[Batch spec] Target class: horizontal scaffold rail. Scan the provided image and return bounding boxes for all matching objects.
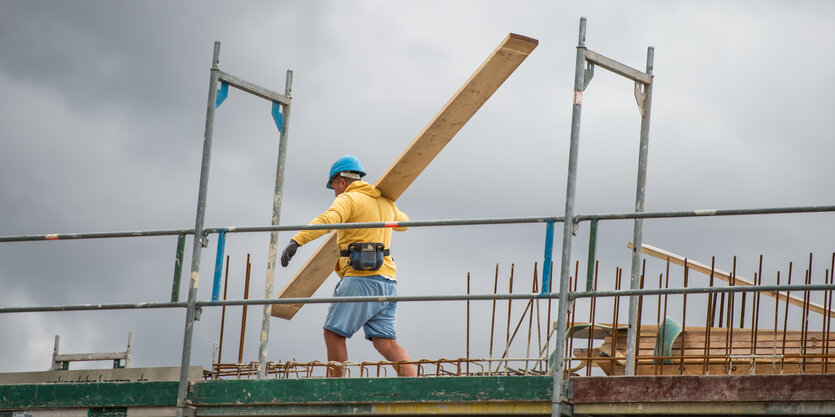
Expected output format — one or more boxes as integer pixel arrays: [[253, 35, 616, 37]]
[[2, 204, 834, 243], [2, 283, 833, 314]]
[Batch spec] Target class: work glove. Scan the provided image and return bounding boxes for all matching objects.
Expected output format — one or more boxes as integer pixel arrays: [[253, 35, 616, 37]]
[[281, 240, 300, 267]]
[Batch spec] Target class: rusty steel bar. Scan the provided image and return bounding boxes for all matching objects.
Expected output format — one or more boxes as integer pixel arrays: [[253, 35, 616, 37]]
[[611, 268, 622, 371], [773, 271, 781, 374], [657, 272, 664, 375], [680, 259, 688, 374], [497, 282, 537, 372], [534, 263, 544, 372], [802, 254, 813, 372], [827, 259, 834, 373], [635, 259, 646, 372], [466, 272, 470, 375], [752, 256, 764, 373], [489, 264, 498, 360], [238, 254, 252, 363], [660, 261, 670, 369], [704, 258, 716, 374], [740, 284, 748, 329], [505, 264, 514, 375], [725, 258, 737, 374], [586, 264, 599, 376], [781, 263, 793, 373], [526, 269, 536, 374], [567, 263, 579, 373], [217, 255, 231, 369]]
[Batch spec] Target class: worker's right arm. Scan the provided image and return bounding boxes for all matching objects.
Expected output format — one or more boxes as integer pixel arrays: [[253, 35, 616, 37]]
[[291, 194, 353, 246], [392, 206, 409, 232]]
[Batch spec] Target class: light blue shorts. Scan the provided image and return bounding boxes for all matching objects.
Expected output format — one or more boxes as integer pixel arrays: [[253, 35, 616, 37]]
[[323, 275, 398, 341]]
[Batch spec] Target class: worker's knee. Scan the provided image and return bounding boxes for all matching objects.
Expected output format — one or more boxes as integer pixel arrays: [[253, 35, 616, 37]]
[[324, 329, 346, 343]]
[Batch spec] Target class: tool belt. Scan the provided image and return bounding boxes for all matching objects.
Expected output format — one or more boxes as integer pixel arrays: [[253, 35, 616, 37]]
[[340, 242, 389, 271]]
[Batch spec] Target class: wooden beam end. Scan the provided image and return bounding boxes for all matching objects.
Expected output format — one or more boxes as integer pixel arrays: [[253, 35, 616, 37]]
[[505, 33, 539, 55]]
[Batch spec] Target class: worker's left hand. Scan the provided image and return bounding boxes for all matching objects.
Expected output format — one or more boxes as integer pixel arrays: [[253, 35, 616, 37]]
[[281, 240, 300, 267]]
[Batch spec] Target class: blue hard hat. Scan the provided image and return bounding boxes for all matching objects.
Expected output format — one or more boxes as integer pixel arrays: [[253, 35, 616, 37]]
[[326, 155, 366, 189]]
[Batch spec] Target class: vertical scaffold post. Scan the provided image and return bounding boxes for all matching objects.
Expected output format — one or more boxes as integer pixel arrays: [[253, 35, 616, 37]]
[[625, 46, 654, 376], [258, 69, 294, 379], [177, 41, 221, 417], [553, 17, 588, 417]]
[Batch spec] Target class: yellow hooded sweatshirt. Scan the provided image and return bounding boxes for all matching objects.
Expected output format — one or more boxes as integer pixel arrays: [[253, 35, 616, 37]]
[[292, 180, 409, 279]]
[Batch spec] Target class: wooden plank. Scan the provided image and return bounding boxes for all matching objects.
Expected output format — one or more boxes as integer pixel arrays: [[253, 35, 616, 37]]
[[629, 242, 833, 317], [272, 33, 538, 319], [375, 33, 538, 201], [270, 233, 338, 319]]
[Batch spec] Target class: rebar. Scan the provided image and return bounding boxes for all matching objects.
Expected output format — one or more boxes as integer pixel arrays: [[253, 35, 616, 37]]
[[504, 264, 514, 375], [781, 263, 793, 373], [802, 254, 813, 373], [489, 264, 498, 360], [525, 269, 536, 374], [680, 259, 688, 374], [703, 258, 716, 375], [825, 255, 833, 373], [217, 255, 231, 372], [611, 268, 622, 372], [567, 263, 578, 374], [466, 272, 470, 375], [751, 256, 763, 374], [586, 263, 599, 376], [238, 254, 252, 364]]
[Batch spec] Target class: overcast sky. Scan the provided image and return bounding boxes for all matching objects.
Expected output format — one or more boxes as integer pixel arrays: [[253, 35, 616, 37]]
[[1, 1, 834, 374]]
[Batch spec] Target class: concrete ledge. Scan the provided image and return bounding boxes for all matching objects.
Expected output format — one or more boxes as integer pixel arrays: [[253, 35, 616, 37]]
[[191, 376, 554, 405], [571, 374, 835, 403], [0, 366, 202, 385]]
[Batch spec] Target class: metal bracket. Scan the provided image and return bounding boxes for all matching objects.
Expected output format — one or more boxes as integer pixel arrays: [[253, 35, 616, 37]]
[[194, 305, 203, 321], [582, 61, 595, 91], [271, 101, 285, 133], [634, 81, 646, 116], [216, 82, 229, 108], [201, 232, 210, 248]]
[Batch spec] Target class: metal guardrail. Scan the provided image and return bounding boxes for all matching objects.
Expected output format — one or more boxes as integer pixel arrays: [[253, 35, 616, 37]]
[[2, 283, 835, 314]]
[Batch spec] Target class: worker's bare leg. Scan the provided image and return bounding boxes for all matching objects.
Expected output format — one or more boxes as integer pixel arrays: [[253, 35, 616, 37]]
[[372, 337, 416, 376], [324, 329, 348, 377]]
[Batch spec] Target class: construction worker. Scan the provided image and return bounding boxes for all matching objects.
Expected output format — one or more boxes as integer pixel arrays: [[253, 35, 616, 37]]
[[280, 155, 416, 377]]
